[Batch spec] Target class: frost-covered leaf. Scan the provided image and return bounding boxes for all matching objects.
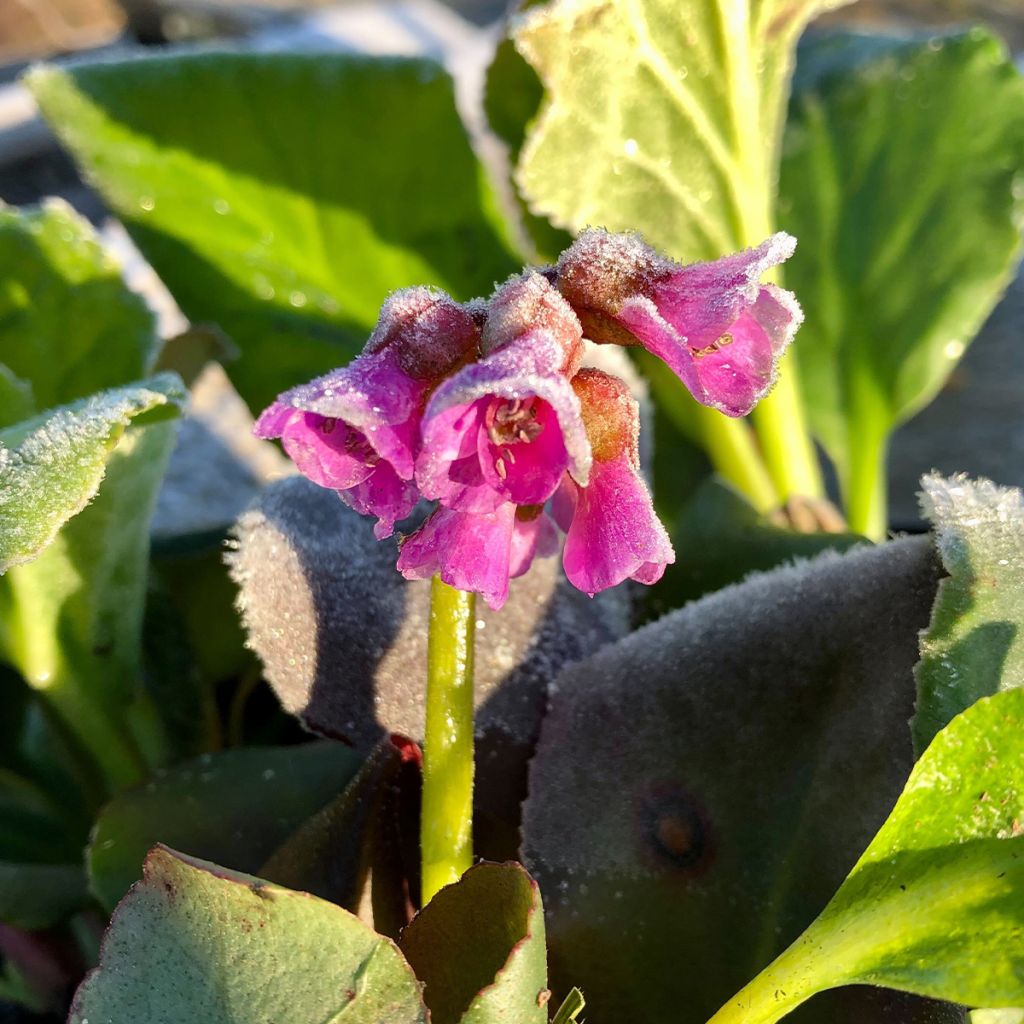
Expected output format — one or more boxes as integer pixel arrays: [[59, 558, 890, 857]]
[[523, 538, 947, 1024], [400, 862, 548, 1024], [29, 54, 520, 414], [0, 199, 157, 428], [0, 375, 186, 788], [70, 846, 428, 1024], [227, 476, 629, 858], [714, 689, 1024, 1019], [912, 473, 1024, 754], [780, 30, 1024, 494], [0, 373, 185, 572], [88, 742, 362, 911], [514, 0, 850, 260]]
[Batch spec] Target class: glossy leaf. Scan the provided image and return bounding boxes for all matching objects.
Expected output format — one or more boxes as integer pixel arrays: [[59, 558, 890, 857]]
[[0, 199, 156, 427], [0, 375, 186, 788], [29, 53, 520, 414], [912, 473, 1024, 754], [400, 862, 548, 1024], [711, 688, 1024, 1022], [70, 846, 428, 1024], [779, 31, 1024, 490], [89, 742, 363, 911], [523, 537, 947, 1024]]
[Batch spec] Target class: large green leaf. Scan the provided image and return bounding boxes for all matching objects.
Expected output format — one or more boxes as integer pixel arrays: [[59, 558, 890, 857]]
[[710, 688, 1024, 1022], [912, 473, 1024, 754], [400, 862, 548, 1024], [779, 31, 1024, 499], [522, 536, 948, 1024], [70, 846, 428, 1024], [89, 742, 363, 911], [513, 0, 850, 260], [0, 199, 156, 427], [29, 53, 520, 414], [0, 375, 186, 788]]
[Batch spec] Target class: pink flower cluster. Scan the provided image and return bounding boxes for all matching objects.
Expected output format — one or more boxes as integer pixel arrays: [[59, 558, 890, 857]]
[[255, 231, 802, 609]]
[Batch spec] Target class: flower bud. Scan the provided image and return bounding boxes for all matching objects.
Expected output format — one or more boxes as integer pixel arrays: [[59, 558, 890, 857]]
[[366, 286, 480, 381]]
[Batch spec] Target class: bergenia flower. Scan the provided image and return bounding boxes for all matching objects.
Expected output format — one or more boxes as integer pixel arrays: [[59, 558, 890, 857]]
[[254, 287, 479, 538], [556, 230, 802, 418], [553, 369, 675, 595], [397, 502, 559, 610], [415, 272, 592, 514]]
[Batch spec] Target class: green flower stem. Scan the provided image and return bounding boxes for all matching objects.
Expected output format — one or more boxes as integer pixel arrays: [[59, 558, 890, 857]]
[[698, 407, 779, 515], [421, 576, 476, 904], [844, 364, 889, 542], [751, 360, 825, 502]]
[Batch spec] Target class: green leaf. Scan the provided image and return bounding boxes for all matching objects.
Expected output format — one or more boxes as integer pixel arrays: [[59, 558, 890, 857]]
[[0, 199, 157, 426], [89, 742, 363, 911], [70, 846, 428, 1024], [513, 0, 851, 259], [0, 375, 187, 788], [0, 768, 88, 928], [0, 373, 185, 572], [400, 862, 548, 1024], [779, 31, 1024, 504], [912, 473, 1024, 754], [710, 688, 1024, 1023], [0, 862, 87, 931], [522, 537, 947, 1024], [260, 739, 415, 940], [28, 53, 521, 414]]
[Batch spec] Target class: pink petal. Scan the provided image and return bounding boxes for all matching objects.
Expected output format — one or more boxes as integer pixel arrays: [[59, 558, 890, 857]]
[[397, 504, 517, 610], [339, 462, 419, 540], [560, 453, 674, 596], [509, 509, 559, 579], [273, 347, 427, 478], [260, 405, 376, 491], [416, 399, 505, 514], [417, 330, 591, 514], [477, 399, 569, 507]]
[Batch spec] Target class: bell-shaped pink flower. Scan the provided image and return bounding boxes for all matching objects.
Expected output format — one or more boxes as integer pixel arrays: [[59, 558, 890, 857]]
[[553, 370, 674, 595], [397, 502, 558, 610], [255, 287, 479, 538], [415, 273, 591, 515], [556, 231, 802, 417]]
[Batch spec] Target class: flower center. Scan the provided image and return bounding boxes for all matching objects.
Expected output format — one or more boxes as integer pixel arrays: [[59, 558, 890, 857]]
[[690, 332, 734, 359], [486, 398, 544, 481]]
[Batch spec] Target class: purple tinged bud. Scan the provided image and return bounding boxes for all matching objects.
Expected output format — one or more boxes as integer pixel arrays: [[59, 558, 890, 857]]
[[481, 271, 584, 375], [366, 286, 480, 381]]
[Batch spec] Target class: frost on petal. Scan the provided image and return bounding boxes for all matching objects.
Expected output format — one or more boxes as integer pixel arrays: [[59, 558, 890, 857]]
[[273, 347, 428, 479], [397, 504, 517, 610], [560, 452, 674, 596], [365, 286, 480, 381], [557, 230, 801, 418], [482, 271, 583, 374], [416, 331, 592, 513]]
